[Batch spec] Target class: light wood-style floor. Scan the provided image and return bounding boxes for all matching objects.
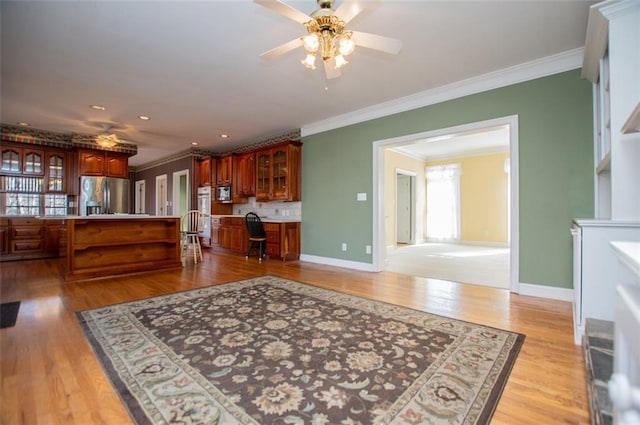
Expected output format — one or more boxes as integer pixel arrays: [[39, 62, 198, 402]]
[[1, 250, 589, 424]]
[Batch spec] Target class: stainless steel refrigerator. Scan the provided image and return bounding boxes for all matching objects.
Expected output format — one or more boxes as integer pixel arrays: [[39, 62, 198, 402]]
[[80, 176, 130, 215]]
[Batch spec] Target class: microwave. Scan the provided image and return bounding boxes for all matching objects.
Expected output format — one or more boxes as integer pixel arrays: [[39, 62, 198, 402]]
[[216, 185, 231, 202]]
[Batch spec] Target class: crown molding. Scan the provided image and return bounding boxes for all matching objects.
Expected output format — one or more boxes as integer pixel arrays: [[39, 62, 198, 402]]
[[301, 48, 584, 137]]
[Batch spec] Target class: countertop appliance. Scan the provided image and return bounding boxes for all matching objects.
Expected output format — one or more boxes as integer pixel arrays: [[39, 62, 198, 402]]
[[197, 186, 211, 239], [80, 176, 130, 216]]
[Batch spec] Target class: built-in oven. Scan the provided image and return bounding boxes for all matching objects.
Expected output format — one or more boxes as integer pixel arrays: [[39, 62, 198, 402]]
[[197, 186, 211, 239]]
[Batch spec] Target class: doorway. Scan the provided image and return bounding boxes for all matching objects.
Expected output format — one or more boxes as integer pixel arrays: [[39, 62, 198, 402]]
[[155, 174, 167, 216], [173, 169, 190, 217], [134, 180, 146, 214], [396, 171, 416, 245], [373, 115, 519, 293]]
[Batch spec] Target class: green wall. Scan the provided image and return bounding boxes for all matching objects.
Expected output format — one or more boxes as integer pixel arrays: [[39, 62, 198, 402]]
[[301, 69, 594, 289]]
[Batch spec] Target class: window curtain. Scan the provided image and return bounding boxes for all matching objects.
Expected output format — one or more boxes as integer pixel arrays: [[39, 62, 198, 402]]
[[426, 163, 461, 240]]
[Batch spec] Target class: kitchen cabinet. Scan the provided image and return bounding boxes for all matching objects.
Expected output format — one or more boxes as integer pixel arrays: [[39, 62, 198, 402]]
[[210, 216, 247, 253], [216, 155, 233, 186], [78, 149, 128, 178], [43, 219, 63, 256], [1, 146, 44, 175], [198, 157, 212, 187], [0, 218, 65, 261], [233, 152, 255, 198], [10, 217, 43, 256], [45, 150, 67, 192], [264, 221, 300, 261], [255, 141, 301, 202], [0, 218, 8, 255]]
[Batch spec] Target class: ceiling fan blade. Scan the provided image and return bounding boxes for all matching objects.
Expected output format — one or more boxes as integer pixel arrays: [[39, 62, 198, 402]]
[[333, 0, 365, 24], [351, 31, 402, 55], [254, 0, 312, 24], [323, 59, 341, 80], [260, 37, 303, 60]]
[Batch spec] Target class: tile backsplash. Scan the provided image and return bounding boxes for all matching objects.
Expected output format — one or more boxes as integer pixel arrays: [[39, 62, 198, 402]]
[[233, 198, 301, 219]]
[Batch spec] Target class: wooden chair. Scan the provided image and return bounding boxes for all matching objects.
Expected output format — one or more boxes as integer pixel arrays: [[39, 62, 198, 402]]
[[181, 210, 204, 265], [245, 212, 266, 261]]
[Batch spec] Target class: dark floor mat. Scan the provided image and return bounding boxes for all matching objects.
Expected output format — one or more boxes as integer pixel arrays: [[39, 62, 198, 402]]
[[1, 301, 21, 328]]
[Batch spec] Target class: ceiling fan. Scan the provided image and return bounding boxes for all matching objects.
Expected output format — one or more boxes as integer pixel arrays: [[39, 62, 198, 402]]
[[92, 123, 136, 148], [255, 0, 402, 79]]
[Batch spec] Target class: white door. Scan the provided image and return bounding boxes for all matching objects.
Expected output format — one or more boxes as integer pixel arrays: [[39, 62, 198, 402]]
[[396, 174, 412, 244], [155, 175, 167, 216], [173, 169, 189, 217], [134, 180, 146, 214]]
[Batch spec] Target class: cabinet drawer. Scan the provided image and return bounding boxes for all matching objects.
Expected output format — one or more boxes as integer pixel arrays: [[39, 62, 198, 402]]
[[266, 232, 279, 243], [211, 217, 221, 225], [264, 223, 280, 232], [12, 239, 43, 253], [265, 243, 279, 256], [12, 226, 43, 239], [220, 217, 244, 226], [11, 218, 40, 226]]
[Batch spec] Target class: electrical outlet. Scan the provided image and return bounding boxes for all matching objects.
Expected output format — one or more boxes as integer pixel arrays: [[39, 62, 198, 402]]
[[366, 245, 372, 254], [341, 243, 347, 251]]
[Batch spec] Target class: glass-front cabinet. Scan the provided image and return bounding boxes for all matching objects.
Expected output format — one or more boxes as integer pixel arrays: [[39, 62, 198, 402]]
[[1, 149, 21, 174], [255, 141, 302, 202], [46, 152, 65, 192], [0, 145, 68, 216]]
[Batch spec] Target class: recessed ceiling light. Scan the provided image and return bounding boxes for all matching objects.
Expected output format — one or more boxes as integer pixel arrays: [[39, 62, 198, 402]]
[[138, 115, 150, 121], [17, 121, 30, 126], [90, 104, 106, 110], [191, 142, 199, 146], [220, 134, 229, 139]]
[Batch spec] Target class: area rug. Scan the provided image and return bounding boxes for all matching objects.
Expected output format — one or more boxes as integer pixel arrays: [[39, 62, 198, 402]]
[[77, 275, 525, 425], [1, 301, 21, 328]]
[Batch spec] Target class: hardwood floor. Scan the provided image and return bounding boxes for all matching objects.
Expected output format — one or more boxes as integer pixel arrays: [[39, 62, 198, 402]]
[[0, 250, 590, 424]]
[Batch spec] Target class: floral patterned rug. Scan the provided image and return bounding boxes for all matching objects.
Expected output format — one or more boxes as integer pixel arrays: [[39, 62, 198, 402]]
[[77, 275, 524, 425]]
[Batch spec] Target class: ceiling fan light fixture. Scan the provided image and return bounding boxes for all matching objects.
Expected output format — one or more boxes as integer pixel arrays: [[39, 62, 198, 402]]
[[301, 53, 316, 69], [334, 54, 348, 69], [337, 33, 355, 56], [302, 33, 319, 52], [95, 133, 119, 148]]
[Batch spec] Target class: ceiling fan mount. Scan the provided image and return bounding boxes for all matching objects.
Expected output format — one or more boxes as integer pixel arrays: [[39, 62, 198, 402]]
[[255, 0, 402, 79]]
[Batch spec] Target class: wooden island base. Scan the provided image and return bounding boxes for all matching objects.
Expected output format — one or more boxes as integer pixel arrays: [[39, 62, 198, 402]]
[[63, 216, 182, 281]]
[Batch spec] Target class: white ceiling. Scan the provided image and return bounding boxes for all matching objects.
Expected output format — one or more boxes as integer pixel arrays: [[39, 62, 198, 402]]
[[0, 1, 593, 166]]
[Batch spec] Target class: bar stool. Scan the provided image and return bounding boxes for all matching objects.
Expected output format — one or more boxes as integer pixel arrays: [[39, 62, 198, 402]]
[[181, 210, 203, 265]]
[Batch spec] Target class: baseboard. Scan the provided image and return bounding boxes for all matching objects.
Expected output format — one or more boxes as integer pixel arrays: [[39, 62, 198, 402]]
[[518, 282, 573, 302], [299, 254, 377, 272]]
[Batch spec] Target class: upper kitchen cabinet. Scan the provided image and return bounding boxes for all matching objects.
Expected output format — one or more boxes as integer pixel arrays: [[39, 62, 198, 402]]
[[45, 150, 67, 193], [233, 152, 255, 198], [1, 146, 44, 175], [255, 141, 301, 202], [197, 156, 213, 187], [78, 149, 129, 178], [216, 155, 233, 186]]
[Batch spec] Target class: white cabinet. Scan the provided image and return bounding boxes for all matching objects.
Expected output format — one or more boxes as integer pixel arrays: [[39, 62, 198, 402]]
[[570, 220, 640, 345], [583, 1, 640, 221], [609, 242, 640, 425]]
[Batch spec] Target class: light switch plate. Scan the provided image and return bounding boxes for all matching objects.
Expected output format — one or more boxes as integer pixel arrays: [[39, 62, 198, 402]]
[[357, 192, 367, 201]]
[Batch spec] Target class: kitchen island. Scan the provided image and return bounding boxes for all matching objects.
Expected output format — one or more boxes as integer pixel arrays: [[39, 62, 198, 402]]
[[63, 215, 182, 281]]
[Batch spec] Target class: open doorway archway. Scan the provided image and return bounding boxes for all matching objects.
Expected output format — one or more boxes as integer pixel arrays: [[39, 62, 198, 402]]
[[373, 115, 519, 293]]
